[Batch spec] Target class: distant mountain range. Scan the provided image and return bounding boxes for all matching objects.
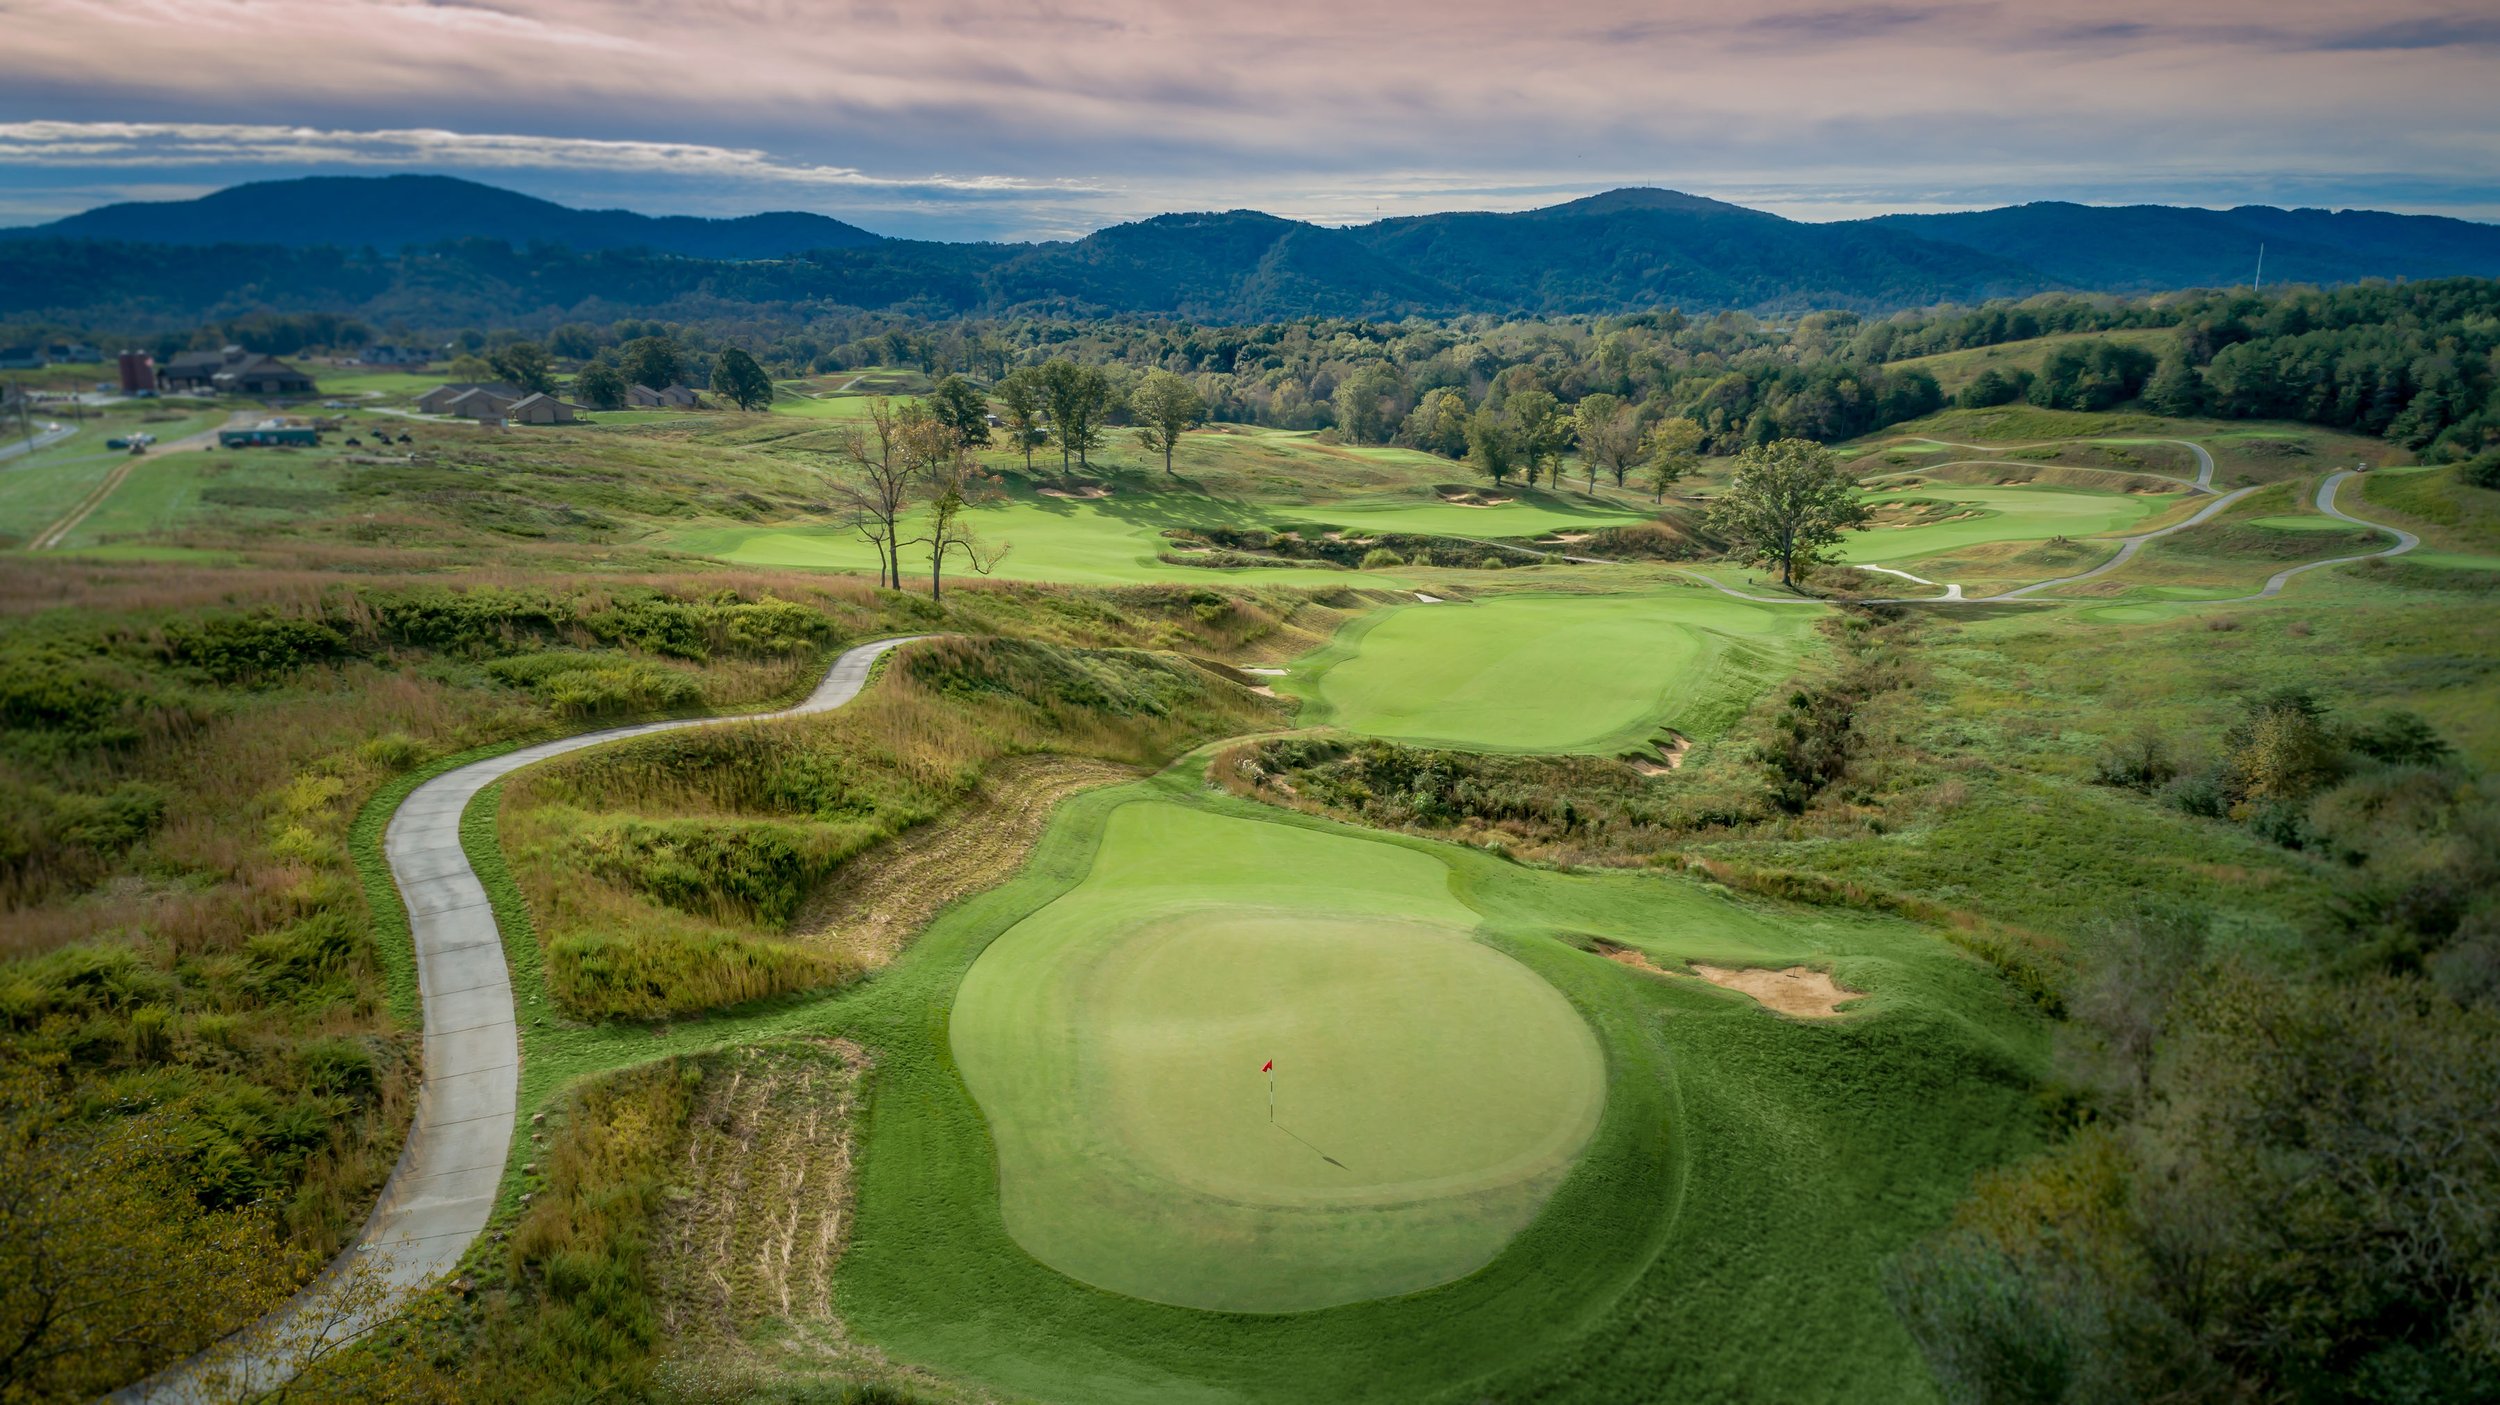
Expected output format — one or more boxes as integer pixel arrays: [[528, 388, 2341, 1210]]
[[11, 175, 885, 260], [4, 175, 2497, 325]]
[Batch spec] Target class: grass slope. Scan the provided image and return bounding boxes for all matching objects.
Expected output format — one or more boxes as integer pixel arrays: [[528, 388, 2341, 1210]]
[[675, 483, 1643, 586], [952, 798, 1606, 1313], [1284, 589, 1816, 753], [1841, 483, 2169, 564], [833, 769, 2041, 1404]]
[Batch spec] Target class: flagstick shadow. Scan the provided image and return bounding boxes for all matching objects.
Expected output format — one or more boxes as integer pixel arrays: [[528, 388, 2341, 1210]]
[[1273, 1120, 1348, 1170]]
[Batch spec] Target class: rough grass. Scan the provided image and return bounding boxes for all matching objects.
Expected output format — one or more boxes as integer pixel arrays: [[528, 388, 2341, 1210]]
[[499, 638, 1284, 1020]]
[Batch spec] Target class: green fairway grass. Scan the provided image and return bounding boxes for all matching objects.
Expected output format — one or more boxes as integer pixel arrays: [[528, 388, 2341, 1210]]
[[1842, 482, 2169, 563], [671, 483, 1642, 584], [829, 771, 2041, 1403], [1286, 590, 1818, 753], [952, 800, 1606, 1312]]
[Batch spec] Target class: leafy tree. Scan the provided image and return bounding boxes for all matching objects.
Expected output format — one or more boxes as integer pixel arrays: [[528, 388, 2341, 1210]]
[[1040, 359, 1111, 473], [1573, 392, 1642, 492], [1705, 437, 1870, 587], [714, 347, 774, 411], [2144, 354, 2205, 416], [928, 374, 994, 447], [996, 367, 1049, 471], [1465, 407, 1522, 486], [1957, 368, 2023, 409], [1402, 387, 1471, 459], [0, 1072, 306, 1402], [1506, 388, 1570, 487], [487, 340, 556, 396], [1331, 364, 1404, 444], [445, 352, 496, 383], [572, 363, 626, 411], [1647, 416, 1705, 501], [547, 322, 599, 360], [621, 335, 686, 391], [1131, 370, 1207, 476]]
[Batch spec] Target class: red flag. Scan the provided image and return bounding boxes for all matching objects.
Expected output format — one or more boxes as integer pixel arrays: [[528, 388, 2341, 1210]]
[[1262, 1060, 1273, 1072]]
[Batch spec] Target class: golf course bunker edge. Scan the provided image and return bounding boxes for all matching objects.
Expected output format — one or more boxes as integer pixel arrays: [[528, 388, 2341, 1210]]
[[949, 799, 1607, 1314]]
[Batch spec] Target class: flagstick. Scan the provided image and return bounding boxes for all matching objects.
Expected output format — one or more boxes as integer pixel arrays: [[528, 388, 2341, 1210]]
[[1268, 1064, 1275, 1123]]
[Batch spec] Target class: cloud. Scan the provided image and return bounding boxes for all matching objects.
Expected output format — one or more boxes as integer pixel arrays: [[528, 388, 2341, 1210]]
[[0, 1, 2492, 238], [0, 122, 1090, 201]]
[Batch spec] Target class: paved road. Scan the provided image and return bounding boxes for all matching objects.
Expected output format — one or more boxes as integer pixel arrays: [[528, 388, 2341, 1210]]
[[126, 636, 925, 1403], [1975, 484, 2262, 602], [2225, 470, 2418, 600], [0, 422, 77, 462]]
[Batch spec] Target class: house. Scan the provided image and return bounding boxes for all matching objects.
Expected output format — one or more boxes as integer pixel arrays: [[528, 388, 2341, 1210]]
[[415, 382, 523, 415], [443, 387, 522, 422], [157, 345, 317, 396], [46, 342, 99, 364], [625, 383, 705, 409], [506, 393, 588, 425], [358, 345, 430, 367], [0, 347, 43, 370], [158, 348, 236, 391], [214, 355, 316, 397]]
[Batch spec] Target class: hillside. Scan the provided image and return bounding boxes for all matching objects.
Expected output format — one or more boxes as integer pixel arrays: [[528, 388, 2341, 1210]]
[[1873, 201, 2500, 290], [1, 174, 886, 258], [6, 176, 2500, 326], [1353, 189, 2047, 313]]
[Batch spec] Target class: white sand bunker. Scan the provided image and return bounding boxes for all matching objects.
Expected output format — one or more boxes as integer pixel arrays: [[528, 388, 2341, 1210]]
[[1689, 964, 1863, 1019]]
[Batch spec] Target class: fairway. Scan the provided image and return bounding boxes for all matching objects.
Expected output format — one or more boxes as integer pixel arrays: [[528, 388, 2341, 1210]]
[[1842, 483, 2170, 564], [950, 800, 1606, 1313], [673, 486, 1640, 584], [1291, 590, 1817, 753]]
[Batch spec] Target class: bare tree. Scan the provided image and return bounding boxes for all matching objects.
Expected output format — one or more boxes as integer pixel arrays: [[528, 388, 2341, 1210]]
[[832, 398, 912, 589], [896, 404, 1009, 599]]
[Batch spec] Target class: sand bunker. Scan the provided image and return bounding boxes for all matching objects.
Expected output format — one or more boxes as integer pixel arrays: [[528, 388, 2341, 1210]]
[[1038, 484, 1111, 499], [1688, 964, 1862, 1019]]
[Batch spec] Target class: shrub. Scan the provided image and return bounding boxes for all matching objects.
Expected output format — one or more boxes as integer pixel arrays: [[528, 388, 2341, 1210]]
[[2460, 452, 2500, 491], [163, 612, 355, 684], [485, 652, 704, 719], [1360, 547, 1405, 569], [2091, 731, 2177, 792]]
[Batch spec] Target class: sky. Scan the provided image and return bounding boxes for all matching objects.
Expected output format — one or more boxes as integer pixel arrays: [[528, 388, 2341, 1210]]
[[2, 0, 2496, 241]]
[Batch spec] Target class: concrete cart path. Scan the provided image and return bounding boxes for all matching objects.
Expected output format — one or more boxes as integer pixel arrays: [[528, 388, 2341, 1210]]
[[126, 635, 925, 1402]]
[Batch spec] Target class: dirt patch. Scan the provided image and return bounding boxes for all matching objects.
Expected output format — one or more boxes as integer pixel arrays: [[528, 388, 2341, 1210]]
[[1592, 940, 1669, 976], [790, 756, 1139, 967], [1038, 484, 1109, 499], [1689, 964, 1862, 1019]]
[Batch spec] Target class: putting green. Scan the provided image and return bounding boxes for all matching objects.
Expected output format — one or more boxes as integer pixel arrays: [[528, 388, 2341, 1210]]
[[1289, 590, 1817, 753], [950, 800, 1606, 1313], [1843, 484, 2169, 564]]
